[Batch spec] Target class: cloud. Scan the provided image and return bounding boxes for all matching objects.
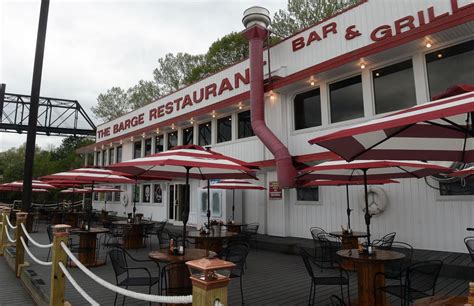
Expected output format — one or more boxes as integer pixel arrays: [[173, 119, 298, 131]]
[[0, 0, 286, 151]]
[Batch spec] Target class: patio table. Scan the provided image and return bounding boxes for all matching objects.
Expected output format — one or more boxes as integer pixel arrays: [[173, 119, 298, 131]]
[[330, 231, 368, 249], [149, 248, 215, 306], [225, 222, 244, 233], [187, 230, 237, 253], [337, 249, 405, 306], [413, 296, 470, 305], [112, 220, 152, 249], [70, 227, 109, 267]]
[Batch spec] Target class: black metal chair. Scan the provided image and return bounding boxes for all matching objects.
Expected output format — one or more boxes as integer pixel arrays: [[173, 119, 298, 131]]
[[316, 232, 342, 270], [161, 262, 192, 296], [376, 260, 443, 306], [299, 247, 350, 306], [108, 248, 159, 306], [218, 242, 250, 304], [464, 236, 474, 263], [373, 232, 396, 249], [147, 220, 167, 249], [330, 294, 347, 306], [242, 223, 259, 249], [310, 227, 327, 260]]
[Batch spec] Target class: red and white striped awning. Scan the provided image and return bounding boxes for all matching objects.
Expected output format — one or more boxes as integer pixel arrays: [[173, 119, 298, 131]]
[[2, 180, 56, 190], [298, 160, 451, 181], [303, 179, 399, 187], [308, 91, 474, 162], [108, 145, 257, 180], [204, 179, 265, 190], [41, 168, 134, 184]]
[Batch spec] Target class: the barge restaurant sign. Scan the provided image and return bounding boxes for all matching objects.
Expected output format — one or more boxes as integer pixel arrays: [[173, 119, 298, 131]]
[[96, 0, 473, 142]]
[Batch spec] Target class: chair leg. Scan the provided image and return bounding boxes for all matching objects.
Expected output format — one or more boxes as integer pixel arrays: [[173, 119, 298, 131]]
[[122, 286, 128, 306], [240, 276, 245, 305], [340, 284, 344, 302], [346, 283, 351, 306], [113, 292, 118, 306], [312, 283, 316, 306], [308, 281, 313, 306]]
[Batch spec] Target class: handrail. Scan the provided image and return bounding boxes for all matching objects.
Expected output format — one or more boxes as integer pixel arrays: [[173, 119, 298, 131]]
[[5, 226, 16, 243], [60, 242, 192, 304], [20, 223, 52, 249], [5, 215, 17, 229], [59, 262, 99, 306], [20, 237, 51, 266]]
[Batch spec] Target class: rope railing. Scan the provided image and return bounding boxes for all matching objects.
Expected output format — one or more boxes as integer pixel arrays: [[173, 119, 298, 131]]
[[20, 223, 52, 249], [5, 226, 16, 243], [20, 237, 52, 266], [59, 262, 99, 306], [61, 241, 193, 304], [5, 215, 17, 229]]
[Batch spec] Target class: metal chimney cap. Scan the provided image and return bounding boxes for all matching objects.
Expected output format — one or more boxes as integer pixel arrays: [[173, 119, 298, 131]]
[[242, 6, 271, 29]]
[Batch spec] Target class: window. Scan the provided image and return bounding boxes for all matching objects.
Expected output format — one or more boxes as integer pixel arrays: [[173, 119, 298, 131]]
[[108, 148, 115, 165], [116, 146, 122, 163], [113, 186, 121, 202], [294, 88, 322, 130], [102, 150, 107, 166], [133, 141, 142, 159], [183, 127, 194, 145], [155, 135, 164, 153], [238, 110, 254, 139], [373, 60, 416, 114], [329, 75, 364, 123], [217, 116, 232, 143], [144, 138, 152, 156], [142, 184, 151, 203], [93, 192, 98, 201], [168, 132, 177, 150], [296, 187, 319, 202], [106, 191, 113, 202], [133, 185, 140, 203], [199, 122, 211, 146], [426, 40, 474, 97], [439, 180, 474, 196], [95, 151, 100, 166]]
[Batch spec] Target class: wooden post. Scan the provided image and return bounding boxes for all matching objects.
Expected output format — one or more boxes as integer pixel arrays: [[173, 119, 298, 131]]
[[186, 258, 235, 306], [49, 224, 71, 306], [0, 207, 12, 255], [15, 212, 28, 276]]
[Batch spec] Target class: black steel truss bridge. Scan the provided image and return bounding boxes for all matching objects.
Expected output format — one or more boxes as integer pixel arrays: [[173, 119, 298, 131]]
[[0, 84, 96, 136]]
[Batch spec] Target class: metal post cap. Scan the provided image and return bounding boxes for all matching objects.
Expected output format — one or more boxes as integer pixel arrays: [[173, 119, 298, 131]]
[[242, 6, 271, 29]]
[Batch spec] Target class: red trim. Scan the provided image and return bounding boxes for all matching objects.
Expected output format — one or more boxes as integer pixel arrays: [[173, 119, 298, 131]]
[[83, 3, 474, 152], [300, 160, 451, 172]]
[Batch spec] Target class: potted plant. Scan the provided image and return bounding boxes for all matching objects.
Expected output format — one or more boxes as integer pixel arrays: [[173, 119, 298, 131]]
[[209, 219, 223, 233]]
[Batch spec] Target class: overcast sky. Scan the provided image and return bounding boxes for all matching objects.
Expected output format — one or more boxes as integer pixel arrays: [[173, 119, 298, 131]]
[[0, 0, 286, 151]]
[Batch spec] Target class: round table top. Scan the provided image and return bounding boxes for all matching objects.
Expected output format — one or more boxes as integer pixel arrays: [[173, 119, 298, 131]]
[[337, 249, 405, 263], [413, 296, 469, 305], [149, 248, 216, 263], [187, 230, 237, 239], [70, 227, 110, 234], [330, 231, 368, 238], [112, 220, 152, 226]]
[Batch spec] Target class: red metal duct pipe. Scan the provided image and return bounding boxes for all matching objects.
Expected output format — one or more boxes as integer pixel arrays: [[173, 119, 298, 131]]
[[242, 25, 297, 188]]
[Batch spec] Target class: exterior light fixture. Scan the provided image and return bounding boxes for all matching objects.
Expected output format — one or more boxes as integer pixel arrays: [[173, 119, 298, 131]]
[[238, 102, 243, 110], [156, 127, 160, 134], [190, 118, 194, 124], [360, 63, 366, 69], [171, 123, 175, 130], [425, 41, 432, 48], [109, 142, 113, 147], [212, 111, 216, 118], [120, 140, 123, 145], [437, 53, 443, 58], [142, 132, 146, 138], [310, 80, 315, 86], [130, 136, 134, 142], [375, 72, 380, 77]]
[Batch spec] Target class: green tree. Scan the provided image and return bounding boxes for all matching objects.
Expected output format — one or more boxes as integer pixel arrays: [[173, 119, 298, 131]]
[[92, 87, 131, 122], [205, 32, 249, 73], [271, 0, 358, 38], [128, 80, 160, 109]]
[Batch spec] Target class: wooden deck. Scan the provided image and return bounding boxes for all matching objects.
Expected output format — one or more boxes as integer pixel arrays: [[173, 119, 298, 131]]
[[0, 223, 471, 305]]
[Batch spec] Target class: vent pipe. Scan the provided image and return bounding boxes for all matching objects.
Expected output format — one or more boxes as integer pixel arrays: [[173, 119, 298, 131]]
[[242, 7, 297, 188]]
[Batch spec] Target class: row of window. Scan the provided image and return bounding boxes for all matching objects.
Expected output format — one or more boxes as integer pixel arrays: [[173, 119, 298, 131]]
[[294, 40, 474, 130]]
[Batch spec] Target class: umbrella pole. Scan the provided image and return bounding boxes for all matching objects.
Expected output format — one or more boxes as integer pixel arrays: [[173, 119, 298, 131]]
[[363, 169, 371, 247], [207, 180, 211, 229], [183, 167, 191, 255], [88, 182, 94, 231], [232, 189, 235, 221], [346, 184, 351, 230], [133, 179, 138, 219]]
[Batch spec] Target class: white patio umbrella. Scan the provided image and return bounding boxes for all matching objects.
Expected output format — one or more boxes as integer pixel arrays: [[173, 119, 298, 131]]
[[298, 160, 451, 247]]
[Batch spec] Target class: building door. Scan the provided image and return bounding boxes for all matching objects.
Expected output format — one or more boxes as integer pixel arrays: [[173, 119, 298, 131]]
[[168, 184, 186, 222]]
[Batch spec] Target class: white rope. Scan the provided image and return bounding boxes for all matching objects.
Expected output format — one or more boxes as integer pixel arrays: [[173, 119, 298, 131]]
[[5, 227, 16, 243], [61, 242, 192, 304], [20, 223, 52, 249], [20, 237, 52, 266], [5, 215, 17, 229], [59, 262, 99, 306]]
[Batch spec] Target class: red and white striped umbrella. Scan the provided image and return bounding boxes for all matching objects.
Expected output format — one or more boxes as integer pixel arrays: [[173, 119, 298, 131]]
[[298, 159, 451, 247], [308, 88, 474, 162], [85, 186, 123, 193], [0, 186, 50, 193], [448, 166, 474, 177], [41, 168, 134, 184], [2, 180, 56, 190], [203, 179, 265, 221], [59, 188, 91, 194], [108, 144, 257, 254], [303, 179, 399, 230]]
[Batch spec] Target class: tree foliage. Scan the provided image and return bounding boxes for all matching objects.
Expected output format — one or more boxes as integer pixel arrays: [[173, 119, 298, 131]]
[[205, 32, 249, 73], [128, 80, 160, 109], [92, 87, 131, 122], [271, 0, 358, 38]]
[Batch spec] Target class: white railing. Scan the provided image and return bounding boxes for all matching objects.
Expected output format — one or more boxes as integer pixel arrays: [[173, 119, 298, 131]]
[[5, 226, 16, 243], [20, 223, 52, 249], [20, 237, 52, 266], [5, 215, 17, 229], [59, 262, 99, 306], [61, 241, 193, 304]]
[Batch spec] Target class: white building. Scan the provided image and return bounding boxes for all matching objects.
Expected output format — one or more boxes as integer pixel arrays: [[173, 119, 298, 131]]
[[80, 0, 474, 253]]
